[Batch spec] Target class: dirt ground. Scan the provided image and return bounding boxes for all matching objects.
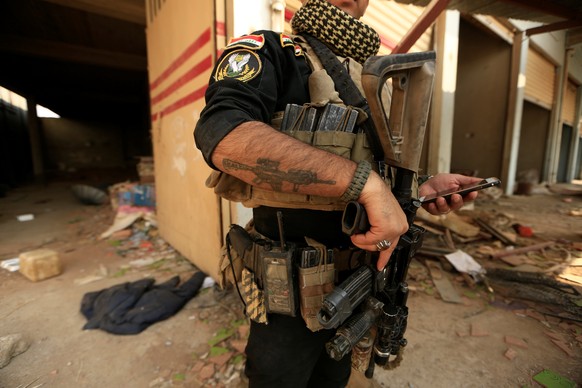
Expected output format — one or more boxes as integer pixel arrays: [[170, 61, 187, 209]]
[[1, 177, 581, 388]]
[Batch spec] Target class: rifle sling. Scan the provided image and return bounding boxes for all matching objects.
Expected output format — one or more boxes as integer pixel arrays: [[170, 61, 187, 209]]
[[300, 33, 384, 162]]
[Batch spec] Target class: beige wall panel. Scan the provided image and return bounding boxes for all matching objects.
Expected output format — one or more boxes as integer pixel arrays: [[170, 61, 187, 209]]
[[146, 0, 222, 281], [525, 48, 555, 109], [364, 0, 431, 54], [562, 80, 577, 126]]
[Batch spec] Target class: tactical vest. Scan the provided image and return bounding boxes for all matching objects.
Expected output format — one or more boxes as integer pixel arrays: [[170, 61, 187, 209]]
[[206, 36, 377, 211]]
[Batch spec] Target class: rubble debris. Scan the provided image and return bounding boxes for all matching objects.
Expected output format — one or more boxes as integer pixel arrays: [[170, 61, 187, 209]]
[[0, 334, 30, 368], [487, 269, 582, 320], [512, 223, 534, 237], [1, 258, 20, 272], [504, 335, 528, 349], [71, 184, 109, 205], [19, 248, 62, 282], [550, 339, 575, 357], [490, 241, 555, 259], [470, 323, 489, 337], [443, 250, 485, 281], [426, 261, 462, 304], [474, 218, 515, 245], [503, 347, 518, 360], [416, 208, 480, 237], [546, 183, 582, 196], [100, 205, 156, 240]]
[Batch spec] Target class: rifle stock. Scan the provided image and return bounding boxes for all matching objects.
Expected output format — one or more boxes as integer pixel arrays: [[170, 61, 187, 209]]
[[362, 52, 435, 173]]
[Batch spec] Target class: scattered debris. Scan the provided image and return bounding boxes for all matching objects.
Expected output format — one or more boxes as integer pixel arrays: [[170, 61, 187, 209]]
[[470, 323, 489, 337], [1, 258, 20, 272], [503, 347, 518, 360], [71, 184, 109, 206], [474, 218, 515, 245], [16, 214, 34, 222], [504, 335, 528, 349], [490, 241, 555, 259], [19, 248, 62, 282], [426, 261, 462, 304], [0, 334, 30, 368]]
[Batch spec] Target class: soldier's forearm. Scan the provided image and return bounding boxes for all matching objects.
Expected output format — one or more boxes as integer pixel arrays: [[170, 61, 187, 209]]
[[212, 121, 356, 197]]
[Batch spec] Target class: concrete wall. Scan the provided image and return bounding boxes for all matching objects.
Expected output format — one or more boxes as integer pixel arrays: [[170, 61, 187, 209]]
[[452, 19, 511, 178], [42, 118, 147, 173]]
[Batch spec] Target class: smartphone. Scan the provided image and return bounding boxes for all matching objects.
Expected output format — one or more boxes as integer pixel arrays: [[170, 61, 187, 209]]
[[419, 177, 501, 204]]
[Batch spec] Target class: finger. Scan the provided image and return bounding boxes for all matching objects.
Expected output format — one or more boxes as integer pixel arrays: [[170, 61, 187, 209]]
[[435, 197, 450, 213], [448, 194, 463, 210], [423, 202, 439, 215], [376, 249, 393, 270]]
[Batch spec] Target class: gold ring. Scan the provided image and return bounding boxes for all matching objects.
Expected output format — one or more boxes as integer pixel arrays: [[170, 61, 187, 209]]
[[376, 239, 391, 251]]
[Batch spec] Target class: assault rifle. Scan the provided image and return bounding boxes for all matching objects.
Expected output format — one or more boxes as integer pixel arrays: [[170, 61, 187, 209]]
[[316, 52, 436, 376]]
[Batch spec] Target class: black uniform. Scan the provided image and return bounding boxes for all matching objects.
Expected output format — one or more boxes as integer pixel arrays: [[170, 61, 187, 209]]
[[195, 30, 352, 387]]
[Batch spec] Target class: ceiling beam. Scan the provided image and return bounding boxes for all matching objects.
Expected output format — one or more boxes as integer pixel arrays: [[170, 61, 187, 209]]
[[496, 0, 582, 21], [525, 19, 582, 36], [392, 0, 451, 54], [38, 0, 146, 25], [567, 28, 582, 47], [0, 34, 146, 71]]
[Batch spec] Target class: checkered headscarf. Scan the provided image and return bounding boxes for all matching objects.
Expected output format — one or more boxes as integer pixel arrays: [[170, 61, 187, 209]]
[[291, 0, 380, 64]]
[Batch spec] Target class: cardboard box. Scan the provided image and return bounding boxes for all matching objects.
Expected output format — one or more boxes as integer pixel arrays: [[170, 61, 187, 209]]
[[19, 249, 62, 282]]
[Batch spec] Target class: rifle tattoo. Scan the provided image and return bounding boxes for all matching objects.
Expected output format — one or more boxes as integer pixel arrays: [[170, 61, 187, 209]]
[[223, 158, 336, 192]]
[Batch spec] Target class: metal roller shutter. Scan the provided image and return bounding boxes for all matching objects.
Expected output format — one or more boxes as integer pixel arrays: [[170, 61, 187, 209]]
[[561, 80, 577, 126], [525, 48, 556, 110]]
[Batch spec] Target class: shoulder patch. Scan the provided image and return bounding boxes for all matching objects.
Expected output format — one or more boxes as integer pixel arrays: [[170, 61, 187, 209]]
[[279, 34, 304, 57], [294, 44, 304, 57], [226, 34, 265, 50], [280, 34, 294, 48], [214, 49, 262, 82]]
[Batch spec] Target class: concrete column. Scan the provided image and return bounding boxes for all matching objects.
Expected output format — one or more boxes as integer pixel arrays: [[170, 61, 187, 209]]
[[566, 84, 582, 181], [501, 32, 528, 195], [26, 98, 45, 183], [427, 10, 459, 174]]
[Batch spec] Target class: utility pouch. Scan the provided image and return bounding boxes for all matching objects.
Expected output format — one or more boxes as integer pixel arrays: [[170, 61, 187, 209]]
[[260, 242, 298, 316], [242, 267, 268, 324], [298, 238, 335, 331], [220, 224, 256, 289]]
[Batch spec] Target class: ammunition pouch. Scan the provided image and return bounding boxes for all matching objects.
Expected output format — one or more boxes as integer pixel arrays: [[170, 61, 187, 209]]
[[222, 223, 362, 331]]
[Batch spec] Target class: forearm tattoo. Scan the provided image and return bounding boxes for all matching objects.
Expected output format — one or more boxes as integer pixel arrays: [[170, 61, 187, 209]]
[[223, 158, 336, 192]]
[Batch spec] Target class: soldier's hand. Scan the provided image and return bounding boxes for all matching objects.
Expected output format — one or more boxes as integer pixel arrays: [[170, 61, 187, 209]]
[[350, 172, 408, 270]]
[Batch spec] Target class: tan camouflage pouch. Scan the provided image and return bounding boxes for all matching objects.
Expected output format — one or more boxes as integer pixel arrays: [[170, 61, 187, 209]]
[[298, 237, 335, 331], [242, 267, 268, 324], [221, 223, 270, 324]]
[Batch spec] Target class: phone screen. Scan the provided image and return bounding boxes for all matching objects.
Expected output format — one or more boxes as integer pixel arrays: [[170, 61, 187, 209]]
[[419, 177, 500, 204]]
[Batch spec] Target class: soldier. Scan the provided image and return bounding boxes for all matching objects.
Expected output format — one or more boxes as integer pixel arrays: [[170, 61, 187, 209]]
[[195, 0, 483, 386]]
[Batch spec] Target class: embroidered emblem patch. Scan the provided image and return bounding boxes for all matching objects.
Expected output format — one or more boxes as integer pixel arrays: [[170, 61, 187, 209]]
[[226, 34, 265, 50], [280, 34, 294, 48], [294, 44, 304, 56], [214, 49, 262, 82], [280, 34, 303, 56]]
